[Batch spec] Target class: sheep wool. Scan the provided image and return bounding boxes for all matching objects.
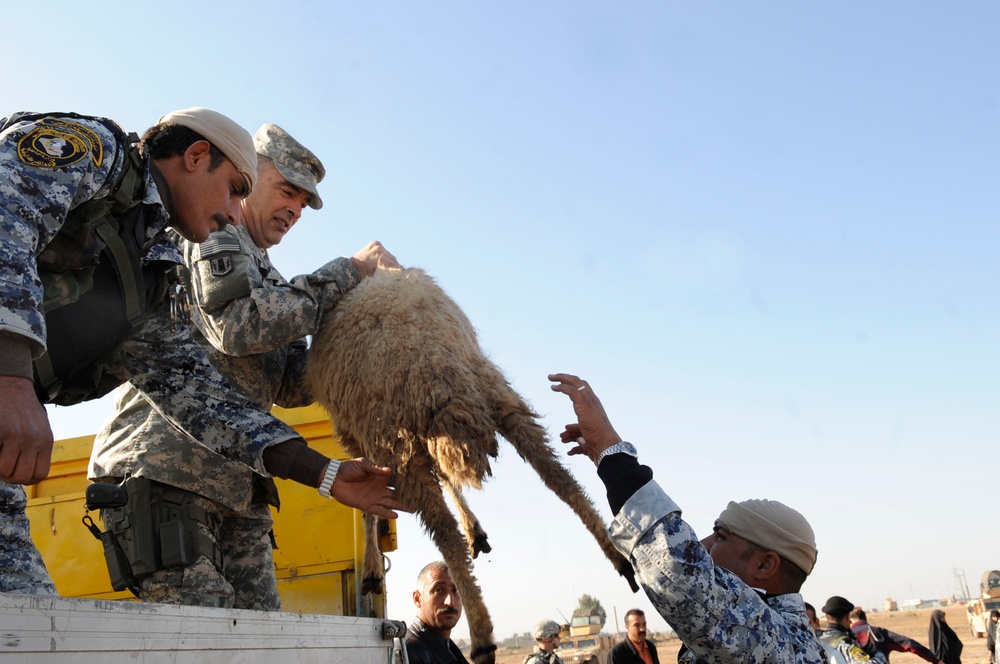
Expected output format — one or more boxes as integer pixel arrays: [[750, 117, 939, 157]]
[[308, 267, 637, 664]]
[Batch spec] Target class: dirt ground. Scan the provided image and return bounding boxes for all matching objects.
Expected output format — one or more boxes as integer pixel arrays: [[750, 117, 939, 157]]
[[492, 604, 990, 664]]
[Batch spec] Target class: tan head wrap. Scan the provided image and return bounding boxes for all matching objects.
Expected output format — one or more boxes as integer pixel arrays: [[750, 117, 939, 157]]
[[156, 107, 257, 192], [715, 499, 817, 575]]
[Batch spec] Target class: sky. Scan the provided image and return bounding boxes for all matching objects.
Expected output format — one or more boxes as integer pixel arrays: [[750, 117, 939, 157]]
[[6, 0, 999, 643]]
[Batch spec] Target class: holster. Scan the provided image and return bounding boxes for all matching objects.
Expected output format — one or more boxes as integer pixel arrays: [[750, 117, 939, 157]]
[[96, 478, 223, 586]]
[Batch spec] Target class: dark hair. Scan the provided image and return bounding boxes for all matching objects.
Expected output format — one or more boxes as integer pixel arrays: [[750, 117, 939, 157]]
[[624, 608, 645, 623], [416, 560, 450, 587], [804, 602, 816, 615], [141, 123, 227, 170], [740, 540, 807, 592], [850, 607, 867, 621]]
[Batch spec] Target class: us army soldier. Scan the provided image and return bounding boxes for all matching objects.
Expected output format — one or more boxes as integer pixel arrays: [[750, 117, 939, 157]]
[[90, 123, 399, 608]]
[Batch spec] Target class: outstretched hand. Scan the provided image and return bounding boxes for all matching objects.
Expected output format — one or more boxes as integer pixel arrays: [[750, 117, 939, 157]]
[[0, 376, 53, 485], [330, 458, 410, 519], [549, 373, 622, 465]]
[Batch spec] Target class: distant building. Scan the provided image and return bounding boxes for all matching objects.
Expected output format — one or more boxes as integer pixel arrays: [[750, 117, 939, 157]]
[[900, 598, 942, 610], [883, 598, 898, 612]]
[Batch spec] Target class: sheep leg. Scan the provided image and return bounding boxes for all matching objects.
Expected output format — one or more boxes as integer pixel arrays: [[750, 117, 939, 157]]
[[405, 467, 497, 664], [443, 480, 492, 558], [498, 408, 639, 593], [361, 512, 385, 595]]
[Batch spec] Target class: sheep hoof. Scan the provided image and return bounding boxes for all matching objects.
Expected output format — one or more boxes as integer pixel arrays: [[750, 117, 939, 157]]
[[471, 534, 492, 558], [470, 643, 497, 663], [361, 575, 384, 595]]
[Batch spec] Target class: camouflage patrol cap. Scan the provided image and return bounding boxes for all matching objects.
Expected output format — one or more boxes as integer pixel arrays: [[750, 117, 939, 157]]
[[157, 107, 257, 192], [254, 123, 325, 210], [532, 619, 561, 641], [715, 499, 818, 575]]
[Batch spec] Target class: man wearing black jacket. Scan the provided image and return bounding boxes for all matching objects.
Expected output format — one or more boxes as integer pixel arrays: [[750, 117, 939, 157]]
[[610, 609, 660, 664]]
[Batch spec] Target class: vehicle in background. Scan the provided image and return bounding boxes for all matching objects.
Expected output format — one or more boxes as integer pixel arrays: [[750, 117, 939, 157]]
[[558, 613, 616, 664], [966, 569, 1000, 638]]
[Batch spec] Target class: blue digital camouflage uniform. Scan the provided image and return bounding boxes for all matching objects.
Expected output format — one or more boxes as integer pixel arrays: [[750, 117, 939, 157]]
[[610, 480, 826, 663], [819, 625, 888, 664], [0, 112, 304, 594], [90, 221, 361, 609]]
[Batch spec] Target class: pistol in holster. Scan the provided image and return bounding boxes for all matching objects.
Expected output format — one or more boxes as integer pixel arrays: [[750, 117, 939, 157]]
[[83, 477, 222, 595]]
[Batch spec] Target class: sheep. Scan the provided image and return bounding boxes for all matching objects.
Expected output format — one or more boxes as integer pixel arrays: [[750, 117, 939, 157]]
[[306, 267, 637, 664]]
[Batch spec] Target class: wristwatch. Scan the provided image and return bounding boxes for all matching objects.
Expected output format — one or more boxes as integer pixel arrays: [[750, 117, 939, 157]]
[[595, 441, 638, 466], [317, 459, 342, 498]]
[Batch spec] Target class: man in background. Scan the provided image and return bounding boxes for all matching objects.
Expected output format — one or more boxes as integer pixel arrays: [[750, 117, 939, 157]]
[[819, 597, 887, 664], [525, 619, 564, 664], [405, 561, 469, 664], [610, 608, 660, 664], [850, 607, 940, 663]]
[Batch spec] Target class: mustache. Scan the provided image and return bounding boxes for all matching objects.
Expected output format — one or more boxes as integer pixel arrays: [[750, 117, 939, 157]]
[[436, 608, 460, 616]]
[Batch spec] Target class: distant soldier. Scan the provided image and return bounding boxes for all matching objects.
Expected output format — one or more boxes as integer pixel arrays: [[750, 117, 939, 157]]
[[819, 597, 888, 664], [524, 619, 564, 664]]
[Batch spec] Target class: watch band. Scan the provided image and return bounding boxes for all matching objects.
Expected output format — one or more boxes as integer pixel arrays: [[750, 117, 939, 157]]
[[318, 459, 342, 498], [596, 441, 637, 466]]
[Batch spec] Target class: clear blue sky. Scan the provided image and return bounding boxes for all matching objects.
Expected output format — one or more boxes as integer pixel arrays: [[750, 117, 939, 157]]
[[9, 0, 998, 642]]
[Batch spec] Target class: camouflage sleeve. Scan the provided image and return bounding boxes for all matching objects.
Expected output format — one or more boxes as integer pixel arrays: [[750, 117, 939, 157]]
[[0, 114, 120, 354], [183, 227, 361, 357], [122, 299, 303, 474], [610, 481, 812, 662], [273, 338, 313, 408]]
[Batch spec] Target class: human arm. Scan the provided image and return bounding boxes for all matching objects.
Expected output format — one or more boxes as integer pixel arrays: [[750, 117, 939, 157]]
[[184, 230, 399, 357], [0, 373, 52, 484], [0, 113, 121, 483], [880, 628, 941, 663], [121, 300, 408, 516]]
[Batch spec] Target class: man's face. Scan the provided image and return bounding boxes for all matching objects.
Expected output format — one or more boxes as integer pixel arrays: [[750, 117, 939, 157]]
[[413, 567, 463, 633], [171, 143, 248, 243], [240, 163, 312, 249], [805, 608, 821, 633], [700, 524, 759, 583], [539, 634, 561, 653], [625, 614, 647, 644]]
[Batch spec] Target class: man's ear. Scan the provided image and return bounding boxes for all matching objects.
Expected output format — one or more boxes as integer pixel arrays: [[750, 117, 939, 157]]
[[412, 589, 421, 608], [182, 139, 212, 172], [754, 550, 781, 581]]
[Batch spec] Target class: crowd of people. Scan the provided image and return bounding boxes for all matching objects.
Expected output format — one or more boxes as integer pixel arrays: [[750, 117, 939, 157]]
[[0, 108, 993, 664]]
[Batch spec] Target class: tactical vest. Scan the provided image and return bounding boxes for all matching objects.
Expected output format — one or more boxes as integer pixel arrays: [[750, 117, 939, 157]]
[[12, 113, 172, 406]]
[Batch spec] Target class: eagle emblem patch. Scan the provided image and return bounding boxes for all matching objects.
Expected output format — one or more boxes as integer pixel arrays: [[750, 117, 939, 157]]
[[17, 119, 104, 168]]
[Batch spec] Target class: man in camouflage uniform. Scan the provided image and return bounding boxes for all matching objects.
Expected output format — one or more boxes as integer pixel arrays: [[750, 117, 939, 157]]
[[550, 373, 827, 664], [0, 108, 405, 595], [90, 123, 399, 609], [819, 597, 889, 664]]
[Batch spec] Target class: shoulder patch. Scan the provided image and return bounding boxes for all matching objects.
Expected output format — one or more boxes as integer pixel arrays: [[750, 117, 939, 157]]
[[16, 118, 104, 168]]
